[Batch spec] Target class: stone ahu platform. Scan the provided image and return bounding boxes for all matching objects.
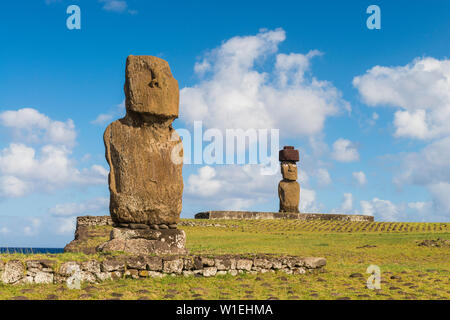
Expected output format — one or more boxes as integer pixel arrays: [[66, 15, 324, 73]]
[[195, 211, 374, 222], [0, 254, 326, 285]]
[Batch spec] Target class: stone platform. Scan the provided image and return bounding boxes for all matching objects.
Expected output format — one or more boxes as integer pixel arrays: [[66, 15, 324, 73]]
[[97, 227, 187, 255], [195, 211, 374, 222], [0, 254, 326, 285]]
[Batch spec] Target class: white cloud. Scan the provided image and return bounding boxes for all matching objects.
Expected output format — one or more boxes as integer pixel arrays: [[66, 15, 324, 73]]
[[332, 193, 353, 214], [0, 226, 10, 235], [353, 57, 450, 140], [186, 166, 222, 197], [316, 168, 331, 186], [91, 100, 125, 125], [0, 143, 107, 197], [23, 218, 41, 236], [0, 109, 108, 198], [299, 188, 320, 212], [99, 0, 127, 12], [181, 28, 350, 136], [360, 198, 402, 221], [185, 165, 278, 210], [56, 217, 76, 234], [395, 137, 450, 187], [0, 175, 29, 198], [391, 136, 450, 220], [49, 197, 109, 217], [0, 108, 76, 147], [99, 0, 136, 14], [331, 138, 359, 162], [185, 164, 322, 212], [352, 171, 367, 186]]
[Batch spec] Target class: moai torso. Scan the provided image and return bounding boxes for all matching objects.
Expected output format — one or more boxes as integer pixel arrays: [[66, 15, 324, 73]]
[[104, 55, 183, 226], [278, 146, 300, 213]]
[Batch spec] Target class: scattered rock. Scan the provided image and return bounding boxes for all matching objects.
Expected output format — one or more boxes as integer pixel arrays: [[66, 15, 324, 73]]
[[1, 260, 25, 284], [349, 273, 363, 278], [417, 238, 450, 247]]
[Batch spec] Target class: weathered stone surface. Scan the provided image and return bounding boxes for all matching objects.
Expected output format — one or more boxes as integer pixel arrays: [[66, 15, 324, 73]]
[[183, 257, 194, 270], [126, 256, 148, 270], [95, 272, 112, 282], [124, 55, 179, 118], [163, 258, 183, 274], [59, 261, 80, 276], [215, 258, 233, 270], [147, 256, 163, 271], [101, 258, 125, 272], [98, 228, 187, 255], [33, 272, 54, 284], [279, 146, 300, 162], [203, 267, 217, 277], [278, 180, 300, 213], [254, 258, 273, 269], [104, 56, 183, 227], [81, 260, 101, 273], [280, 162, 298, 181], [236, 259, 253, 271], [302, 257, 326, 268], [148, 271, 165, 278], [1, 260, 25, 284], [104, 118, 183, 226], [124, 269, 139, 279], [64, 217, 112, 254]]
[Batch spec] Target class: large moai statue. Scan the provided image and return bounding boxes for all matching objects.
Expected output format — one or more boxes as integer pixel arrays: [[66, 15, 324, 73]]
[[278, 146, 300, 213], [98, 55, 186, 255]]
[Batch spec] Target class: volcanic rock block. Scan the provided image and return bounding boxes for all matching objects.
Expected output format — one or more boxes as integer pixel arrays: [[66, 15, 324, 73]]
[[279, 146, 299, 162], [278, 180, 300, 213], [124, 55, 179, 117], [97, 227, 187, 255], [104, 55, 183, 226]]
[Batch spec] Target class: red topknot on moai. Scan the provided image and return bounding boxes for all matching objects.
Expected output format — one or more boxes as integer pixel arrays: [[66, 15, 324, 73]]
[[278, 146, 300, 213]]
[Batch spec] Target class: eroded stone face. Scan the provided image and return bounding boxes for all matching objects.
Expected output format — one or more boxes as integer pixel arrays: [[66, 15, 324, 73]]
[[280, 162, 297, 181], [124, 55, 179, 118]]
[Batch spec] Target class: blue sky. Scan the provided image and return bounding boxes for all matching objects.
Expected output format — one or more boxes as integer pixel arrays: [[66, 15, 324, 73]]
[[0, 0, 449, 247]]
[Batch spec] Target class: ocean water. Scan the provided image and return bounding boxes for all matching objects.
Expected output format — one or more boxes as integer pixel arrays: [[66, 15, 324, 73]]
[[0, 248, 64, 254]]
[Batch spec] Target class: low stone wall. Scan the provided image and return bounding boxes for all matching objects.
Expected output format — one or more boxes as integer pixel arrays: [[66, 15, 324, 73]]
[[195, 211, 374, 222], [0, 254, 326, 285], [64, 216, 113, 254]]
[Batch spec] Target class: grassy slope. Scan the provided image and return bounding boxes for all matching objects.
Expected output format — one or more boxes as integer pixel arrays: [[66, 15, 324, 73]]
[[0, 220, 449, 300]]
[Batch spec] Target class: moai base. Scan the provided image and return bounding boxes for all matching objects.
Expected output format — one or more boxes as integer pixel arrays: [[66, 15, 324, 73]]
[[98, 55, 187, 255], [278, 146, 300, 213]]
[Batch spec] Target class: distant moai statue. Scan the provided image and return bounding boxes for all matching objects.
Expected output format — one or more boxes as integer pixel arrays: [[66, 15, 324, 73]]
[[278, 146, 300, 213]]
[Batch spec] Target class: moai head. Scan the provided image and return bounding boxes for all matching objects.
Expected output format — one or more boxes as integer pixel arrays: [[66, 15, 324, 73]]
[[281, 162, 298, 181], [279, 146, 300, 181], [124, 55, 179, 118]]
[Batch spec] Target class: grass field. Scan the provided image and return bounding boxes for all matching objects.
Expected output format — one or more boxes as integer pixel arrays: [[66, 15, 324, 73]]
[[0, 219, 449, 300]]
